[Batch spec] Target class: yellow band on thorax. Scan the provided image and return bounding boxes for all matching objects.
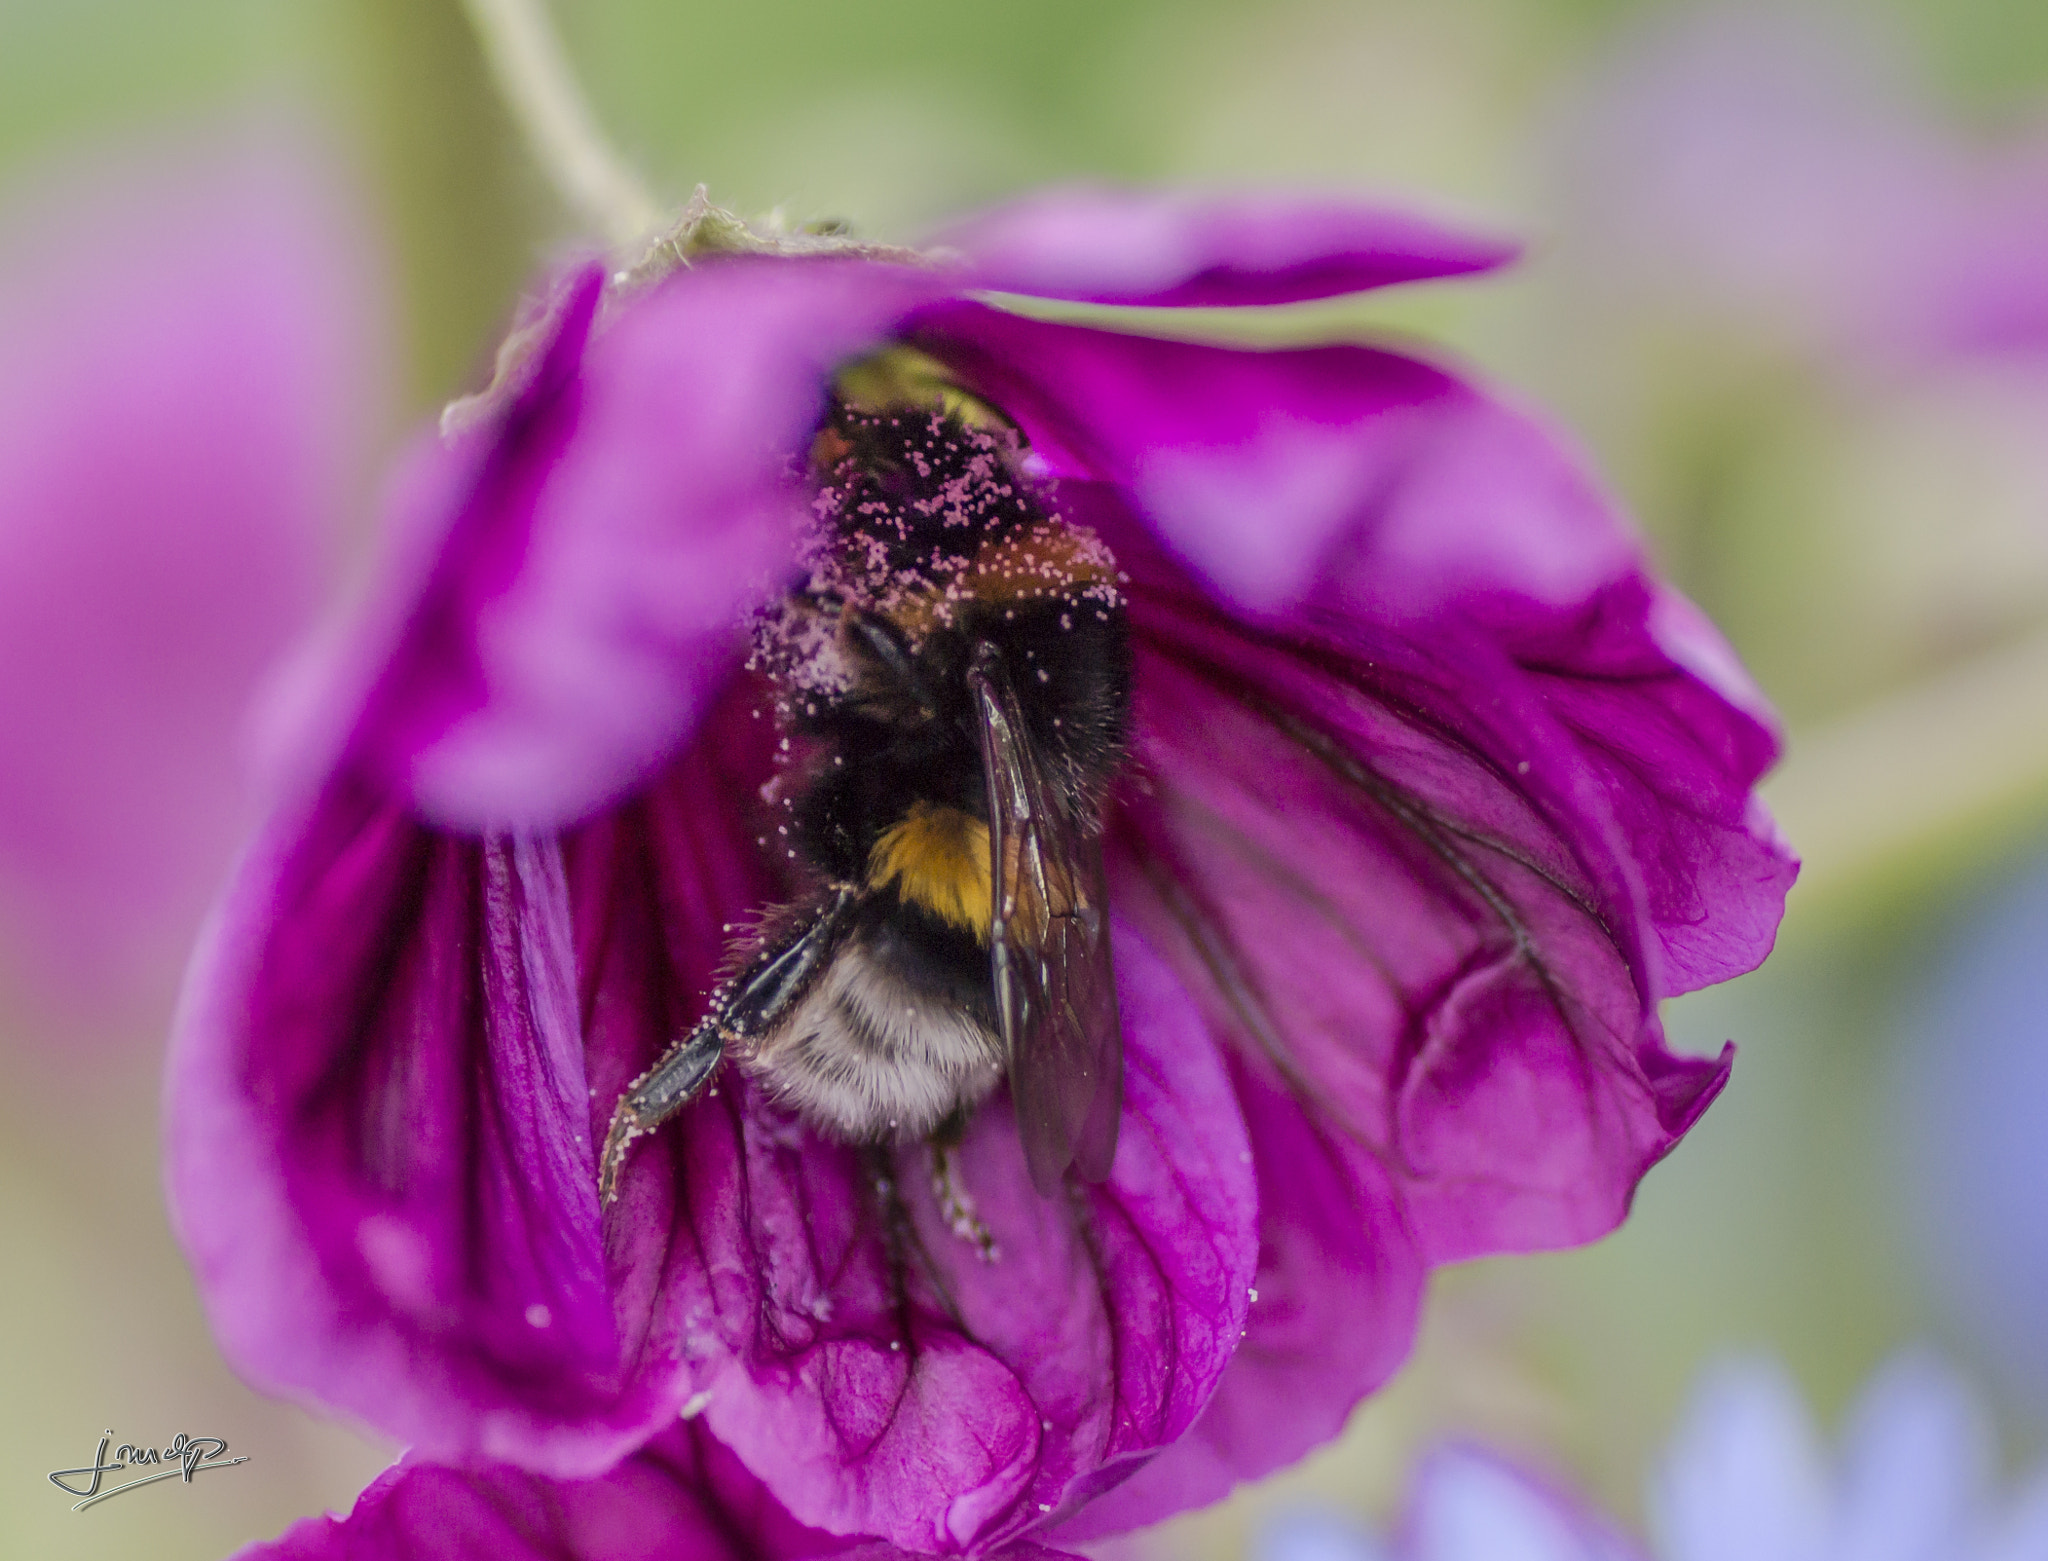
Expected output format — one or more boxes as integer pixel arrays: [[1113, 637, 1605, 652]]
[[867, 803, 992, 938]]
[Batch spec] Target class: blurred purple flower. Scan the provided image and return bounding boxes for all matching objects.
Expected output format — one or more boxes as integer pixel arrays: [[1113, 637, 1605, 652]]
[[166, 189, 1791, 1553], [1897, 852, 2048, 1414], [0, 135, 372, 1023], [241, 1418, 1078, 1561], [1256, 1356, 2048, 1561], [1261, 1454, 1639, 1561], [1556, 4, 2048, 364], [1655, 1355, 2048, 1561]]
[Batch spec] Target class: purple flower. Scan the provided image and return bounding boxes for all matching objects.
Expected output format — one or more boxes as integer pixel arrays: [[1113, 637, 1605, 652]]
[[0, 136, 370, 1023], [1261, 1454, 1641, 1561], [241, 1419, 1078, 1561], [1648, 1355, 2048, 1561], [1897, 851, 2048, 1413], [167, 188, 1792, 1553], [1556, 4, 2048, 365], [1255, 1355, 2048, 1561]]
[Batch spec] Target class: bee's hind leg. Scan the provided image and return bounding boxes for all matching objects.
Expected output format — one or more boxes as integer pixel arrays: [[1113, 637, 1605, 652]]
[[600, 884, 859, 1204], [927, 1108, 999, 1262]]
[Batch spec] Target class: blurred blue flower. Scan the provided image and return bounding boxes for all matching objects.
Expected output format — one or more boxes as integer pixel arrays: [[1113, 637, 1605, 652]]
[[1897, 853, 2048, 1415], [1651, 1356, 2048, 1561], [1254, 1356, 2048, 1561], [1260, 1453, 1637, 1561]]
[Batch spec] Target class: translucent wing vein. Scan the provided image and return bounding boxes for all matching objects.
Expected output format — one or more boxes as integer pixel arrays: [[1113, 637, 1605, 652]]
[[969, 643, 1123, 1194]]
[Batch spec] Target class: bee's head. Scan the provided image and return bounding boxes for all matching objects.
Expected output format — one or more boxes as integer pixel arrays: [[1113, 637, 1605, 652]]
[[834, 605, 957, 732], [752, 345, 1121, 741]]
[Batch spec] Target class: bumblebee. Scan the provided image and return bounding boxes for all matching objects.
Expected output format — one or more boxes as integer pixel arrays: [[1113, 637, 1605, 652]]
[[599, 352, 1132, 1221]]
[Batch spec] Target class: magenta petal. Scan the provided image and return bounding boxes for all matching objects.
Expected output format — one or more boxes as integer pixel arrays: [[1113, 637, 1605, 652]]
[[168, 772, 671, 1474], [934, 185, 1516, 307], [245, 1423, 865, 1561], [915, 310, 1793, 995], [1110, 577, 1729, 1263], [913, 306, 1640, 618], [244, 1426, 1088, 1561], [0, 141, 366, 1009], [604, 917, 1255, 1554], [1058, 1060, 1424, 1537], [1517, 581, 1794, 993], [340, 259, 948, 831]]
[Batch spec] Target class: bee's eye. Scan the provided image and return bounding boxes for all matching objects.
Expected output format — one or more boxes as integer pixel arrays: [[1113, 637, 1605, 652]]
[[844, 609, 939, 714], [844, 610, 915, 677]]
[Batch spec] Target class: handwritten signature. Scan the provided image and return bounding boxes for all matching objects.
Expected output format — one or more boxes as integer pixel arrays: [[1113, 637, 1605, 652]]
[[49, 1431, 250, 1511]]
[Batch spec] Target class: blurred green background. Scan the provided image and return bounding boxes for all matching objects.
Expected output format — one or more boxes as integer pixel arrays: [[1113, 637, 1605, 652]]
[[5, 0, 2048, 1556]]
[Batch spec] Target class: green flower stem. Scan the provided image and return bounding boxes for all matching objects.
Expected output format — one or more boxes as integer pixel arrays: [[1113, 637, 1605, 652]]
[[1764, 619, 2048, 933], [456, 0, 660, 251]]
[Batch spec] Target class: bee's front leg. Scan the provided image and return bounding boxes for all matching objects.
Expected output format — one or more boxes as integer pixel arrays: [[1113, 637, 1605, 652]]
[[599, 884, 858, 1204], [598, 1017, 725, 1205]]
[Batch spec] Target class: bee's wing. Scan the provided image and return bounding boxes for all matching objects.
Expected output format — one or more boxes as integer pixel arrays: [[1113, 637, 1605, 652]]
[[970, 645, 1123, 1196]]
